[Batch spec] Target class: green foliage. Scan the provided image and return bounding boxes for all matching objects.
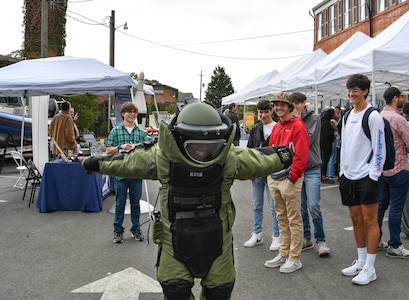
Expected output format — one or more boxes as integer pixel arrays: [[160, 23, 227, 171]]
[[204, 66, 234, 109], [65, 95, 100, 136]]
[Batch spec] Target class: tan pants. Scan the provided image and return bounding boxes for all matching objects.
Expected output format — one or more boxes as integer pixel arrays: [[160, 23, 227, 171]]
[[268, 176, 303, 260]]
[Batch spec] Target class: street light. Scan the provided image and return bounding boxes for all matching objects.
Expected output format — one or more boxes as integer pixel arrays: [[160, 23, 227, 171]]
[[109, 10, 128, 67]]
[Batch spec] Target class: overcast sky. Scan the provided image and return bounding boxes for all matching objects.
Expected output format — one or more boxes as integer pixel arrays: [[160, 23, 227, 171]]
[[0, 0, 319, 99]]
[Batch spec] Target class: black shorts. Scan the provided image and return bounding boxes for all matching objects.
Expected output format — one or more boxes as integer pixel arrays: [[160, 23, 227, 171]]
[[339, 175, 381, 206]]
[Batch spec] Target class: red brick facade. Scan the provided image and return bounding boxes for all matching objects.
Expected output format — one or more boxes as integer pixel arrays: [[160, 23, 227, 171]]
[[313, 1, 409, 54], [148, 85, 178, 105]]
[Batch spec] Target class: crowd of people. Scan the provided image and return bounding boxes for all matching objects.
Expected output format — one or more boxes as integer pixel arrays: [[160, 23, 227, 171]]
[[78, 73, 409, 298]]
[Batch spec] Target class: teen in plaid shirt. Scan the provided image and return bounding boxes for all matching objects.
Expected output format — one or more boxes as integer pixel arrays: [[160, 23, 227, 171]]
[[106, 102, 147, 243]]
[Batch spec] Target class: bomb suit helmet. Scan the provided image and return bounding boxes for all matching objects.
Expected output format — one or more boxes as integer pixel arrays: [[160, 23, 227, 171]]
[[172, 102, 232, 164]]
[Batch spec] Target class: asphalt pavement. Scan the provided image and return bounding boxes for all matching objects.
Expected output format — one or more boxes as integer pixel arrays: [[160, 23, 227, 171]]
[[1, 155, 408, 300]]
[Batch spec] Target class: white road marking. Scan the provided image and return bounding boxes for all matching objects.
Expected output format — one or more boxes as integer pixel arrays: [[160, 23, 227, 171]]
[[71, 267, 161, 299]]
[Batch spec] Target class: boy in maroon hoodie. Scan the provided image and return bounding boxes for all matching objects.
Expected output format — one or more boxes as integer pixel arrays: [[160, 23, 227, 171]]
[[264, 92, 310, 273]]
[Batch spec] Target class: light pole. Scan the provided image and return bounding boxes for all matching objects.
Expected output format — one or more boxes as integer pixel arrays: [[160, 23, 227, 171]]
[[109, 10, 128, 67]]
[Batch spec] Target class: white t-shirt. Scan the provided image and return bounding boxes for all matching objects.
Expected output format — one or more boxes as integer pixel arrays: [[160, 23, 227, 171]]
[[263, 121, 275, 141], [340, 105, 385, 181]]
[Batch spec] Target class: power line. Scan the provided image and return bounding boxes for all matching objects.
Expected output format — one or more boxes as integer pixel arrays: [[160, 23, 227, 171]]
[[64, 8, 312, 60]]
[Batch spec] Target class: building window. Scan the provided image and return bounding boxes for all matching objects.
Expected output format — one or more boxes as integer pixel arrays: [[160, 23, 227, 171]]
[[359, 0, 368, 21], [353, 0, 358, 23], [344, 0, 352, 28], [338, 0, 343, 29], [317, 12, 324, 41], [329, 4, 337, 35], [377, 0, 388, 12]]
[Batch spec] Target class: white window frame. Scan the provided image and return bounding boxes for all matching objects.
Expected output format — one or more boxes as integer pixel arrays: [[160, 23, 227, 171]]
[[359, 0, 368, 21], [317, 12, 324, 41], [344, 0, 352, 29], [329, 5, 337, 35]]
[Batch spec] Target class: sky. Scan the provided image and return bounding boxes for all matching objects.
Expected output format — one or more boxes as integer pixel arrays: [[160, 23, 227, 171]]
[[0, 0, 320, 99]]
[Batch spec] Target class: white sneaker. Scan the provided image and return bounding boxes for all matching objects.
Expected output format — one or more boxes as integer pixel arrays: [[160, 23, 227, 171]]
[[317, 241, 331, 256], [269, 236, 280, 251], [244, 232, 263, 247], [341, 260, 365, 276], [279, 259, 302, 273], [386, 245, 409, 258], [264, 254, 287, 268], [352, 268, 377, 285]]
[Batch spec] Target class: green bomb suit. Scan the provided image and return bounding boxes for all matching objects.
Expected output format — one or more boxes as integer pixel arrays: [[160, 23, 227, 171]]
[[83, 106, 289, 300]]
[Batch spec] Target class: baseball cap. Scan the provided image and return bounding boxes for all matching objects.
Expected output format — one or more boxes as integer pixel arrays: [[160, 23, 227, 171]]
[[271, 92, 291, 104], [383, 86, 409, 101]]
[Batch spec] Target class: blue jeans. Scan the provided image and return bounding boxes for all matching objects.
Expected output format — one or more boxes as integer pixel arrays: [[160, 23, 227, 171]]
[[113, 178, 143, 233], [251, 177, 279, 237], [301, 166, 326, 242], [378, 170, 409, 247], [233, 140, 240, 147], [327, 141, 337, 177]]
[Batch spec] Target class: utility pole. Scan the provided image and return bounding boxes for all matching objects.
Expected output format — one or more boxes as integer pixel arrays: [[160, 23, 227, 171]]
[[41, 0, 48, 58], [109, 10, 115, 67], [199, 70, 204, 101]]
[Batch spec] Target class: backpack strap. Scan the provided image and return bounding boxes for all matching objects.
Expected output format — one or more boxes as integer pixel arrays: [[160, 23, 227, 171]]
[[362, 106, 378, 163], [362, 106, 376, 141]]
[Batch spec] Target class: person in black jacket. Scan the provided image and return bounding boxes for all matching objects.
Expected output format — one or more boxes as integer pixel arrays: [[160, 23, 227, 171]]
[[244, 100, 280, 251], [226, 103, 241, 146], [320, 109, 335, 183]]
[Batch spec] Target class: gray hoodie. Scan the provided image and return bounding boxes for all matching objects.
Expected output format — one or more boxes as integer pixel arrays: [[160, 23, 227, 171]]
[[302, 110, 322, 170]]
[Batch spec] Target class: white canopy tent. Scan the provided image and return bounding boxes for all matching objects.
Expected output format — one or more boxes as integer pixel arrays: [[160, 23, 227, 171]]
[[283, 31, 372, 111], [221, 49, 327, 106], [315, 10, 409, 100], [249, 49, 327, 99], [284, 32, 372, 92], [0, 56, 151, 172], [221, 70, 279, 105]]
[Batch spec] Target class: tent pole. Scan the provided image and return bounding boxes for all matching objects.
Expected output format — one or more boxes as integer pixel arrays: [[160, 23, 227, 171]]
[[108, 94, 112, 133], [315, 85, 319, 114], [20, 97, 26, 155]]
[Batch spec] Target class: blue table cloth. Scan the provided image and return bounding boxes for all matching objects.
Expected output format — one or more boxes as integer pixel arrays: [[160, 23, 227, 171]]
[[37, 160, 104, 213]]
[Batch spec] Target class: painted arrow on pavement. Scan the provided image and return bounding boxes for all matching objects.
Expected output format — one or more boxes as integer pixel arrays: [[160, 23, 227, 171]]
[[71, 267, 162, 299]]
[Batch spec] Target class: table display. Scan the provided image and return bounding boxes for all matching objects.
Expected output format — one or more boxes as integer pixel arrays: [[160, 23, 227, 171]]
[[36, 159, 109, 213]]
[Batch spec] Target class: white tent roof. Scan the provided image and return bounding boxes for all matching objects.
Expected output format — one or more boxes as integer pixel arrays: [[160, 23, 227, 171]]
[[255, 48, 327, 97], [315, 10, 409, 94], [221, 49, 327, 105], [221, 70, 279, 105], [0, 56, 153, 97], [284, 31, 372, 92]]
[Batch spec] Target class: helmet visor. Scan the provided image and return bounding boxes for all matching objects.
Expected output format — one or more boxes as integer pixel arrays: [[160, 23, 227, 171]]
[[183, 139, 226, 164]]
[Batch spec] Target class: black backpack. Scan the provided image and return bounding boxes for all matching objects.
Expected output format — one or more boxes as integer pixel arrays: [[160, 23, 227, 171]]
[[343, 107, 395, 170]]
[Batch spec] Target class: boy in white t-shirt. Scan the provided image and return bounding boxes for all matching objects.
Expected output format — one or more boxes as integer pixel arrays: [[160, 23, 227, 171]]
[[339, 74, 386, 285]]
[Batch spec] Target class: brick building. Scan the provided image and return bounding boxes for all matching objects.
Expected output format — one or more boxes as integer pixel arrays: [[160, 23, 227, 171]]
[[312, 0, 409, 53], [149, 84, 178, 106]]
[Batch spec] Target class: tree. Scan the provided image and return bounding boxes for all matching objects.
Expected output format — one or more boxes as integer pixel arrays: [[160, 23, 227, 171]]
[[204, 66, 234, 108]]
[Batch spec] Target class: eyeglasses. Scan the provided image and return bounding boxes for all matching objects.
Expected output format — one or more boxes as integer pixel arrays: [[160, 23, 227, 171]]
[[125, 111, 137, 114]]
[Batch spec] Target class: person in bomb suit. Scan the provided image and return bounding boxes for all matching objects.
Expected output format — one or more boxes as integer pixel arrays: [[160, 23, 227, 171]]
[[82, 102, 292, 300]]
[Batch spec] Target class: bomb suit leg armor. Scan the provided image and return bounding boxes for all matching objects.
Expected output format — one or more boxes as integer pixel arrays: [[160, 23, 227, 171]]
[[157, 103, 235, 300]]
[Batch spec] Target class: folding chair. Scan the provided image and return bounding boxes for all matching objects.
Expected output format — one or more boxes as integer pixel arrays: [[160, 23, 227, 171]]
[[48, 138, 69, 161], [24, 159, 42, 207], [10, 151, 29, 189]]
